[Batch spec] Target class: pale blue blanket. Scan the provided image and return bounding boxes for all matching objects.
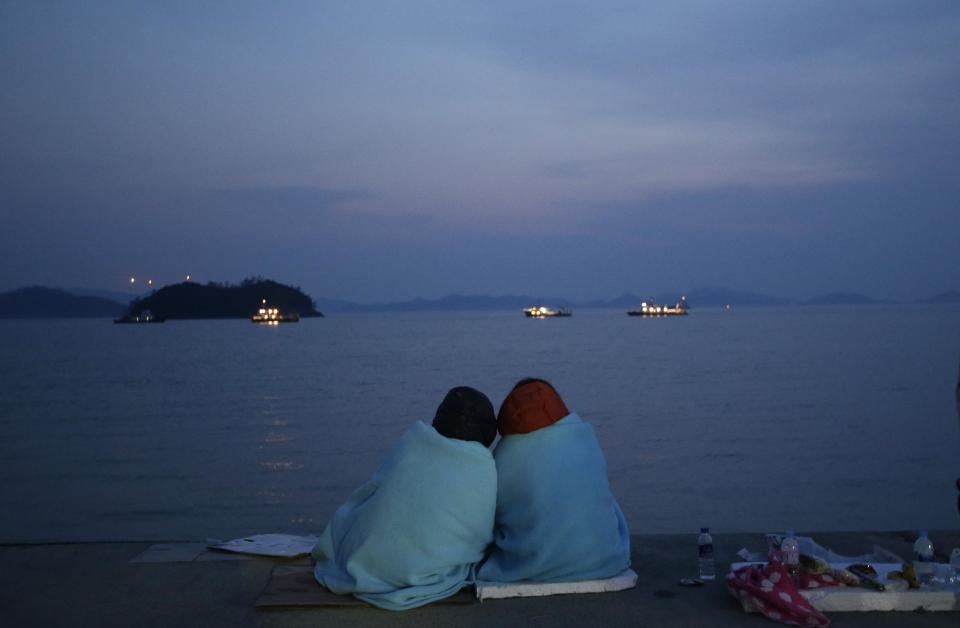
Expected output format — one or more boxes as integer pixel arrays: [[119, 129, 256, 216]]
[[477, 413, 631, 583], [312, 421, 497, 610]]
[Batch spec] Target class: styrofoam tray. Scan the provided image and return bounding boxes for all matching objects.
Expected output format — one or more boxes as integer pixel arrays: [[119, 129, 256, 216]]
[[476, 569, 638, 601]]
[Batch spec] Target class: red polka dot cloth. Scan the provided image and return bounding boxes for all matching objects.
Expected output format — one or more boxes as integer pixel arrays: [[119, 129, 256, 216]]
[[727, 555, 839, 627]]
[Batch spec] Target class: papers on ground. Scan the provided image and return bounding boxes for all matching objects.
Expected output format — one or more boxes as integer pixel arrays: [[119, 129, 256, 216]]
[[208, 534, 319, 558]]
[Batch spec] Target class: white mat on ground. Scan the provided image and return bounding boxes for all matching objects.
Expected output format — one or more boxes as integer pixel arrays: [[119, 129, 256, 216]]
[[730, 562, 960, 612], [475, 569, 638, 601], [208, 534, 320, 557]]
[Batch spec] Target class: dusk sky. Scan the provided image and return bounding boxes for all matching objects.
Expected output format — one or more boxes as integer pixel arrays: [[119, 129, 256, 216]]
[[2, 1, 958, 303]]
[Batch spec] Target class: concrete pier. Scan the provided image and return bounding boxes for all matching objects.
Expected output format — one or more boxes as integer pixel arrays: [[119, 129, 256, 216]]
[[2, 531, 958, 627]]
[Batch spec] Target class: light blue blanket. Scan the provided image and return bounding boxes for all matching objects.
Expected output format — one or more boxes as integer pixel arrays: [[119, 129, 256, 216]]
[[312, 421, 497, 610], [477, 413, 631, 583]]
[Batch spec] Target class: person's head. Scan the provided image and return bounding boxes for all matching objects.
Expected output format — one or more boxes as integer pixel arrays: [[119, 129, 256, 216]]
[[497, 378, 569, 436], [432, 386, 497, 447]]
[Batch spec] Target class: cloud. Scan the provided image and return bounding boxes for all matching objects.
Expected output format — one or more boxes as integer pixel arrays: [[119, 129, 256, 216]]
[[172, 186, 368, 214], [1, 2, 958, 300]]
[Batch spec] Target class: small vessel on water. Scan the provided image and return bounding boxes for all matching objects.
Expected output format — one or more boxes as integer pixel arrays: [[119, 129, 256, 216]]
[[251, 301, 300, 324], [114, 309, 165, 324], [523, 305, 572, 318], [627, 296, 689, 317]]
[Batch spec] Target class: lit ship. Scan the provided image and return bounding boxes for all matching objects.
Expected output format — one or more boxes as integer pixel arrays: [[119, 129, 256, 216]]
[[523, 306, 572, 318], [251, 300, 300, 324], [627, 296, 689, 316], [114, 309, 165, 324]]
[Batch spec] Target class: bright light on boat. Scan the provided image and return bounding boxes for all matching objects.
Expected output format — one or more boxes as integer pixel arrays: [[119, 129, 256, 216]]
[[129, 277, 135, 284]]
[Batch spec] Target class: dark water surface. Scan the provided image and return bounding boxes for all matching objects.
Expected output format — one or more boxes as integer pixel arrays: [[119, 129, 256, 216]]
[[1, 305, 958, 543]]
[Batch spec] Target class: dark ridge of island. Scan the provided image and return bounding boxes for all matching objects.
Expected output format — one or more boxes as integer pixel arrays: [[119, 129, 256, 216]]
[[578, 293, 644, 309], [329, 287, 794, 312], [0, 286, 127, 318], [803, 292, 897, 306], [920, 290, 960, 304], [577, 288, 792, 309], [125, 278, 323, 319], [676, 286, 793, 307]]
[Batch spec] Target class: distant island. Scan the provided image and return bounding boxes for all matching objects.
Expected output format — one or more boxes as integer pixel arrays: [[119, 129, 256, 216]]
[[313, 287, 790, 313], [1, 283, 957, 318], [125, 278, 323, 319], [924, 290, 960, 304], [0, 286, 126, 318], [315, 287, 960, 312], [802, 292, 896, 306]]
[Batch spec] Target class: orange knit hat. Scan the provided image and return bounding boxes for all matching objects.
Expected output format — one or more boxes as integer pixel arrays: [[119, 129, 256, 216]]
[[497, 379, 569, 436]]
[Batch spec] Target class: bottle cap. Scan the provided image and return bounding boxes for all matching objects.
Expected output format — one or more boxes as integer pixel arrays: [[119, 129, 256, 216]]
[[919, 529, 928, 538], [700, 527, 709, 533]]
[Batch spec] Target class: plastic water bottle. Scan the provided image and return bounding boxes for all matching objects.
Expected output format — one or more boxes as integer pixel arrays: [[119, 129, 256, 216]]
[[781, 529, 800, 585], [913, 530, 934, 585], [949, 548, 960, 586], [698, 527, 715, 580]]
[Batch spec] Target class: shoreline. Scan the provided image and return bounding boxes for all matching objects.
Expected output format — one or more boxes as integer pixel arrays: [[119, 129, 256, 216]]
[[2, 530, 958, 626]]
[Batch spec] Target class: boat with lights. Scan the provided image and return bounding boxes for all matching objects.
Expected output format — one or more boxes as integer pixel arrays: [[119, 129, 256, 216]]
[[627, 296, 689, 317], [113, 309, 165, 324], [523, 305, 572, 318], [251, 302, 300, 324]]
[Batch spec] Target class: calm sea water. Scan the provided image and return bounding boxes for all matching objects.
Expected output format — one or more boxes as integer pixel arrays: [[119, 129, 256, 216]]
[[1, 305, 958, 543]]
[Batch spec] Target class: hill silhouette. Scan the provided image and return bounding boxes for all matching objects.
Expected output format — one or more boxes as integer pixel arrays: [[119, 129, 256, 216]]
[[0, 286, 126, 318], [126, 278, 322, 319], [330, 287, 788, 312], [803, 292, 896, 306], [921, 290, 960, 304]]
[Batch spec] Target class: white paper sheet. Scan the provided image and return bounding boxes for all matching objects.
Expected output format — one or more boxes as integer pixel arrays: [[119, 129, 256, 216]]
[[208, 533, 319, 558]]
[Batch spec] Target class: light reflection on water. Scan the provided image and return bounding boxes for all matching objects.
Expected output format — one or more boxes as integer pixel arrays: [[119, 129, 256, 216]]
[[0, 305, 958, 543]]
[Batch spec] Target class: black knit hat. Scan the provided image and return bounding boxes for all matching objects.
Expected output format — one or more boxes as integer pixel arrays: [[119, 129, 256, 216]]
[[432, 386, 497, 447]]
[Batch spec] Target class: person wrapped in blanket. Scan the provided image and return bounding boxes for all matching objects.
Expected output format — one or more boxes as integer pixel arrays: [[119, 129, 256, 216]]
[[477, 378, 631, 583], [312, 386, 498, 610]]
